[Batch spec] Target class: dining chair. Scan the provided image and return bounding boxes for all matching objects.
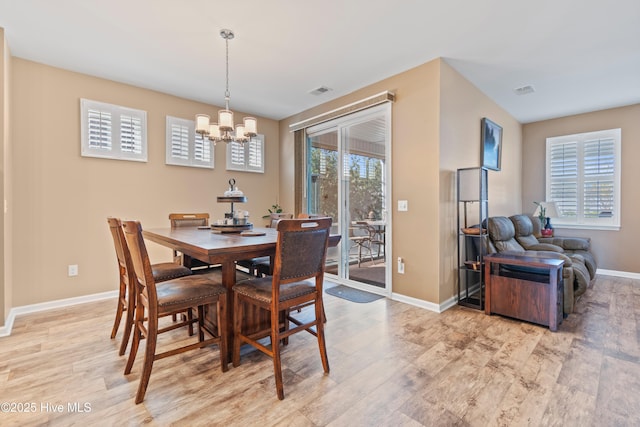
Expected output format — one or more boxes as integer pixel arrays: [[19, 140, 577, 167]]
[[107, 217, 193, 356], [169, 213, 215, 270], [349, 222, 375, 267], [232, 217, 332, 400], [356, 221, 385, 260], [236, 213, 294, 277], [122, 220, 228, 404]]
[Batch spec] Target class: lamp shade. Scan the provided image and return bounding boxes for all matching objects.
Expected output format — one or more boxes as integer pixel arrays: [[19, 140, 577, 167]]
[[533, 201, 560, 218], [244, 117, 257, 136], [195, 114, 210, 134], [218, 110, 234, 131], [208, 123, 220, 140], [458, 167, 488, 202], [235, 125, 246, 140]]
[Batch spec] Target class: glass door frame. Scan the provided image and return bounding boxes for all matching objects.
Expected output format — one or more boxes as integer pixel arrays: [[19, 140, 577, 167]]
[[303, 103, 392, 295]]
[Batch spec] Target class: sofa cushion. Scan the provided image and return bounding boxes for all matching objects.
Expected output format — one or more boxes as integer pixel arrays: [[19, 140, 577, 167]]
[[510, 214, 564, 252], [539, 237, 591, 251], [488, 217, 525, 253], [525, 243, 565, 252]]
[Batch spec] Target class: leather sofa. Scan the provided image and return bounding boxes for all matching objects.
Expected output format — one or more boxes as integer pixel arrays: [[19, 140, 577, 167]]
[[517, 214, 597, 279], [485, 215, 596, 315]]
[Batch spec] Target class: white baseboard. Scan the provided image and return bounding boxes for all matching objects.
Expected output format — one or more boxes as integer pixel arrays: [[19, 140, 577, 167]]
[[0, 290, 118, 337], [596, 269, 640, 280], [391, 292, 455, 313]]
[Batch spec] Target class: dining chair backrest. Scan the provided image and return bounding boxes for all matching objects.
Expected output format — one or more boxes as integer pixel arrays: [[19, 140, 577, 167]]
[[269, 213, 293, 228], [169, 213, 210, 228], [296, 213, 323, 219], [107, 217, 132, 279], [169, 213, 212, 267], [122, 220, 159, 311], [272, 218, 332, 285]]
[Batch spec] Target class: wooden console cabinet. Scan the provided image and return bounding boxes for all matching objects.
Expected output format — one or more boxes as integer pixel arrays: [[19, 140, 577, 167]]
[[484, 254, 564, 331]]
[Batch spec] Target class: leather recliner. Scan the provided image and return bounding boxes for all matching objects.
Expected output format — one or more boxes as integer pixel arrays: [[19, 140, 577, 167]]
[[486, 216, 592, 315]]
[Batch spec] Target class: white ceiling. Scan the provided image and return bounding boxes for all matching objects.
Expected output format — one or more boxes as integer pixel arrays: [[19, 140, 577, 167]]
[[1, 0, 639, 123]]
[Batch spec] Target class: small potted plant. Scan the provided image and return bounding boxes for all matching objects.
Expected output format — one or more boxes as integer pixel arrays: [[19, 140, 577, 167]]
[[534, 201, 553, 236], [262, 203, 283, 219]]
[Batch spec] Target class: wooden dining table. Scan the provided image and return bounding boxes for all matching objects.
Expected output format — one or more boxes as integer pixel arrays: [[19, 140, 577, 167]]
[[142, 225, 341, 355]]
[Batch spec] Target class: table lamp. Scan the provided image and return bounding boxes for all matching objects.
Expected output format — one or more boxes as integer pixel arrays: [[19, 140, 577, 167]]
[[533, 201, 560, 234]]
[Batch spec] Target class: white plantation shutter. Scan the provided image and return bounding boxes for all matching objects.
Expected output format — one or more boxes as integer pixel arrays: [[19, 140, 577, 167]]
[[583, 137, 615, 218], [247, 139, 263, 171], [228, 142, 245, 169], [546, 129, 620, 229], [226, 135, 264, 173], [165, 116, 213, 169], [194, 133, 211, 163], [81, 99, 147, 162], [548, 141, 578, 218], [120, 115, 143, 154], [87, 109, 112, 150]]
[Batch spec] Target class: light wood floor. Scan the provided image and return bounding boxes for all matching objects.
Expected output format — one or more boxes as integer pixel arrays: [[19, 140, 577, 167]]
[[1, 275, 639, 426]]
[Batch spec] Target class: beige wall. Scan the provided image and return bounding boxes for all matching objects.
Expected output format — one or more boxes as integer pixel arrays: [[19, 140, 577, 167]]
[[280, 59, 523, 305], [280, 59, 441, 302], [523, 104, 640, 273], [439, 61, 523, 301], [1, 28, 9, 326], [9, 58, 280, 307]]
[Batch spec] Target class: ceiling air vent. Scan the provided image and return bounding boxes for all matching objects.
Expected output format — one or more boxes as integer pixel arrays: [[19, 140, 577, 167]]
[[309, 86, 332, 96], [514, 85, 535, 95]]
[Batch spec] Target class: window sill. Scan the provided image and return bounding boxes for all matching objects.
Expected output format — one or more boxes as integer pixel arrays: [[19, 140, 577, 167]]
[[553, 223, 620, 232]]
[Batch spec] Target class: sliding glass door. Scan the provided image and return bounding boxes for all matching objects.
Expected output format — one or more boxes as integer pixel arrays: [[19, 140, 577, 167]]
[[305, 104, 391, 293]]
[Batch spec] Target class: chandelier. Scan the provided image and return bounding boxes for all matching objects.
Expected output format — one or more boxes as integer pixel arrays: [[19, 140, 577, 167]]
[[196, 29, 257, 144]]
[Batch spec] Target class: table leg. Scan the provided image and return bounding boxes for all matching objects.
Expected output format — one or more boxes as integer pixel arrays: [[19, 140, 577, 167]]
[[221, 261, 237, 359]]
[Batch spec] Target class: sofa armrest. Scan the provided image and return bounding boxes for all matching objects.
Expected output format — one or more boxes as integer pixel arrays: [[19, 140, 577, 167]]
[[539, 236, 591, 251], [526, 243, 564, 253]]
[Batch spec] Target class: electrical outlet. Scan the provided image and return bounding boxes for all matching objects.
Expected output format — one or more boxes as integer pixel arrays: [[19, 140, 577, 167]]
[[398, 200, 408, 211], [68, 264, 78, 277], [397, 257, 405, 274]]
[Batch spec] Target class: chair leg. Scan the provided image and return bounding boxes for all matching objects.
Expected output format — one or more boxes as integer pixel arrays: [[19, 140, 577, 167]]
[[271, 309, 285, 400], [118, 286, 136, 356], [135, 315, 158, 404], [232, 293, 243, 368], [111, 279, 126, 339], [316, 300, 330, 374], [366, 242, 375, 264], [124, 304, 145, 375], [217, 298, 228, 372]]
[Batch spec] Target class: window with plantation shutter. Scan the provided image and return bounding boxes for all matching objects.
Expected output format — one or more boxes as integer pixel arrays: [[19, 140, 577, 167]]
[[225, 135, 264, 173], [165, 116, 213, 169], [81, 99, 147, 162], [546, 128, 621, 230]]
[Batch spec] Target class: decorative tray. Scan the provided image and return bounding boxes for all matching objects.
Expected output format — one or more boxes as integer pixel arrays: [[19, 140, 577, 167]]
[[216, 196, 248, 203], [464, 261, 483, 271], [210, 223, 253, 233], [461, 227, 486, 235]]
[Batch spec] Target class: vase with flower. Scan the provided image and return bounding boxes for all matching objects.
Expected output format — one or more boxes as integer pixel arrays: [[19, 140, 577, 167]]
[[534, 201, 553, 237]]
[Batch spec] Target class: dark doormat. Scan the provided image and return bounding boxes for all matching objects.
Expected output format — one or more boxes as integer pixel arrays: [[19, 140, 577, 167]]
[[325, 285, 384, 303]]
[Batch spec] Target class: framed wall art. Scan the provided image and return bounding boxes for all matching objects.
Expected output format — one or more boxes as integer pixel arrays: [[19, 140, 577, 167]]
[[481, 117, 502, 171]]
